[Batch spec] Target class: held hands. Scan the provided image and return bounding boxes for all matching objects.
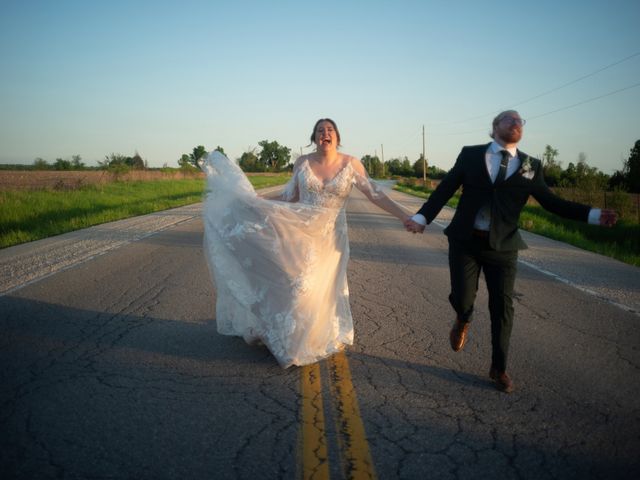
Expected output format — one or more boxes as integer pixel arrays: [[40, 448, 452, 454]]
[[403, 217, 426, 234], [599, 209, 618, 228]]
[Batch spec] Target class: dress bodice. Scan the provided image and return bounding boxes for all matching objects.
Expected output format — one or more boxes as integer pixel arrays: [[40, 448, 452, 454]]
[[282, 159, 355, 209]]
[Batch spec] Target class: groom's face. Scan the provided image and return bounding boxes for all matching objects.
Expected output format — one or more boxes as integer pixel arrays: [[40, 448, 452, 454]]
[[494, 114, 524, 144]]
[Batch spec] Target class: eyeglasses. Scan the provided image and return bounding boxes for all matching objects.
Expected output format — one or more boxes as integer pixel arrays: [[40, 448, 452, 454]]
[[500, 117, 526, 126]]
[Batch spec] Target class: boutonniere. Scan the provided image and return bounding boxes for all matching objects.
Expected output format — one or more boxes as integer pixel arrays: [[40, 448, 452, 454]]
[[519, 155, 534, 179]]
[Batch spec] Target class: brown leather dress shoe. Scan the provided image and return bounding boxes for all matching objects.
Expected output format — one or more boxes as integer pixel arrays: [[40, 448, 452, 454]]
[[449, 318, 470, 352], [489, 367, 514, 393]]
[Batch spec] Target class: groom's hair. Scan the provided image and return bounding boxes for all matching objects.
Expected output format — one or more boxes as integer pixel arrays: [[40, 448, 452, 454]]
[[309, 118, 341, 146], [490, 110, 520, 138]]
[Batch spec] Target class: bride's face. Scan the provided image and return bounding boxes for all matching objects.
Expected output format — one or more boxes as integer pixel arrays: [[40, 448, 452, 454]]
[[315, 121, 338, 150]]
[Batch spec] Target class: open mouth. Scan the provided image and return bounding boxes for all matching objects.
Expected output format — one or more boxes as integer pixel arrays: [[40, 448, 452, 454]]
[[321, 139, 331, 145]]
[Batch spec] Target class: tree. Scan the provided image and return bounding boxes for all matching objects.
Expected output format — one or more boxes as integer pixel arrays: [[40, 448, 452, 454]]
[[258, 140, 291, 171], [543, 161, 563, 186], [214, 145, 226, 156], [401, 157, 413, 176], [559, 155, 609, 194], [542, 145, 559, 167], [361, 154, 382, 177], [386, 158, 402, 176], [541, 145, 562, 186], [575, 157, 609, 192], [33, 157, 49, 170], [128, 152, 145, 170], [54, 158, 72, 170], [560, 162, 577, 187], [101, 153, 129, 170], [177, 146, 207, 169], [382, 156, 414, 177], [71, 154, 85, 170], [190, 145, 207, 165], [608, 170, 626, 191], [427, 164, 447, 179], [238, 151, 260, 172], [625, 139, 640, 193], [178, 154, 193, 169], [412, 157, 425, 178]]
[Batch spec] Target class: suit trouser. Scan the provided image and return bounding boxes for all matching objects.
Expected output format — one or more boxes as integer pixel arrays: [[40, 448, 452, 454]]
[[447, 236, 518, 372]]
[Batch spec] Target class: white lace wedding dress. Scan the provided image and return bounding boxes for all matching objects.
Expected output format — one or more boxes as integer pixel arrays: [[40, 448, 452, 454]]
[[200, 151, 383, 368]]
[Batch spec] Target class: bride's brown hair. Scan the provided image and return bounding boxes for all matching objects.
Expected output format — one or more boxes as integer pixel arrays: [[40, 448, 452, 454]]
[[309, 118, 341, 147]]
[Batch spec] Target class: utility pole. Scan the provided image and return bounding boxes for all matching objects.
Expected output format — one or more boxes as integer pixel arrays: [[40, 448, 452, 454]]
[[422, 125, 427, 185], [381, 144, 385, 177]]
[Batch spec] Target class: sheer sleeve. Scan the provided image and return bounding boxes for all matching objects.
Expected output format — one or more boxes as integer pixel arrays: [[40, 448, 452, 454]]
[[352, 162, 410, 221], [279, 163, 300, 202]]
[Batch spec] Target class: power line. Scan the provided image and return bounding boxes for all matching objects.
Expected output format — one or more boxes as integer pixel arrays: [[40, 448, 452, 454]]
[[438, 80, 640, 136], [434, 51, 640, 126], [527, 81, 640, 120], [508, 51, 640, 109]]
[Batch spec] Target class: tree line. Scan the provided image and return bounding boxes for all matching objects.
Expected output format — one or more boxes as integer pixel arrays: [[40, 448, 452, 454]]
[[179, 141, 448, 180], [540, 140, 640, 193], [23, 153, 147, 171], [14, 139, 640, 194], [195, 138, 640, 193]]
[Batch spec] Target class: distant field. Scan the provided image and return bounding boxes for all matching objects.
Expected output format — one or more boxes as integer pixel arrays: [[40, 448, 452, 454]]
[[0, 169, 288, 190], [0, 172, 291, 249], [0, 170, 204, 190]]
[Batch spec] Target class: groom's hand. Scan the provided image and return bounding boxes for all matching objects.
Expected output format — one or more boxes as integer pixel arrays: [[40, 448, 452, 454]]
[[599, 209, 618, 227], [404, 218, 425, 234]]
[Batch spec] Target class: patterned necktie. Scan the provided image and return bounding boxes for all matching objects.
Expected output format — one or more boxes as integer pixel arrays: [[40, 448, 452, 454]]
[[495, 150, 510, 184]]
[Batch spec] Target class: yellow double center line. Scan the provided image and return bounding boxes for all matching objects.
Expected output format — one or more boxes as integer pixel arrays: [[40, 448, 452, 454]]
[[300, 351, 377, 480]]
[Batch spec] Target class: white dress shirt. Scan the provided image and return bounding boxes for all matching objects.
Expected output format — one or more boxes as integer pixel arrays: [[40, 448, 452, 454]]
[[472, 142, 520, 231]]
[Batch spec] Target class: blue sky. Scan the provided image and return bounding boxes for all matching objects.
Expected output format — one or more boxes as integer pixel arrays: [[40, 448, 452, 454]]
[[1, 0, 638, 173]]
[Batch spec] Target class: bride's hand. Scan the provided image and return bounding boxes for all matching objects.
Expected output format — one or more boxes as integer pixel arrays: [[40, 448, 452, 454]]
[[403, 217, 425, 234]]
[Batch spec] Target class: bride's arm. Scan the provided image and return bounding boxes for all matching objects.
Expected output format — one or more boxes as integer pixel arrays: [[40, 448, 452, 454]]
[[350, 157, 411, 222]]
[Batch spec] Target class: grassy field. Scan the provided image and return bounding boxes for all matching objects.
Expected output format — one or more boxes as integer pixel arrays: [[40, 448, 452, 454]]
[[3, 172, 637, 267], [394, 183, 640, 267], [0, 174, 290, 249]]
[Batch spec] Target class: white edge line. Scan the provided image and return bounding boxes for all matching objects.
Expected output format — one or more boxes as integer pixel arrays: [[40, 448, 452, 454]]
[[431, 219, 638, 317], [1, 213, 200, 297], [517, 259, 638, 317]]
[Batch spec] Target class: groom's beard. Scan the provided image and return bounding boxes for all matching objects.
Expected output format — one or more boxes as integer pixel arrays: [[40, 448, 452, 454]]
[[497, 128, 522, 144]]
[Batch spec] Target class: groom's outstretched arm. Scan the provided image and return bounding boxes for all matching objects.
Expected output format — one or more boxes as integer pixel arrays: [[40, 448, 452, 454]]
[[405, 149, 466, 234], [417, 151, 466, 221]]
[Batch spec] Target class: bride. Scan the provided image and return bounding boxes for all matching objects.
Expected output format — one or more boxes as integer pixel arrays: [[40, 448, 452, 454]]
[[200, 118, 411, 368]]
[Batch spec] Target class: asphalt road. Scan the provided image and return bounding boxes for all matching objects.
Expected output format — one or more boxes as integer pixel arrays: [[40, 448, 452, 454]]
[[1, 187, 639, 479]]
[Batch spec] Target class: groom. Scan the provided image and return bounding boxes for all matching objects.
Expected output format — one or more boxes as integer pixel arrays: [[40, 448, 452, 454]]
[[405, 110, 617, 393]]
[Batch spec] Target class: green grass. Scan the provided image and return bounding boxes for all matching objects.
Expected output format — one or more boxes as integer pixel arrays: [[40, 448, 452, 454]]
[[245, 174, 291, 189], [0, 175, 290, 249], [394, 184, 640, 267], [519, 207, 639, 266]]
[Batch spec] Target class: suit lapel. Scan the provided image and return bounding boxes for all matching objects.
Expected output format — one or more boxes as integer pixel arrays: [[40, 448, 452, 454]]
[[479, 143, 493, 185]]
